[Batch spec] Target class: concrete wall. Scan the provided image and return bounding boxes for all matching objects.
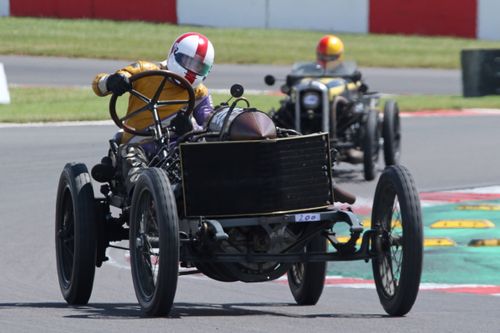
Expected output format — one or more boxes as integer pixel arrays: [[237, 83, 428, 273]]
[[0, 0, 9, 16], [267, 0, 368, 33], [478, 0, 500, 40], [177, 0, 267, 28], [177, 0, 368, 33]]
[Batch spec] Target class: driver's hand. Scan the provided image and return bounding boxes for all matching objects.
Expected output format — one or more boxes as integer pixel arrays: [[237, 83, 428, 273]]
[[106, 73, 132, 96], [171, 112, 193, 136]]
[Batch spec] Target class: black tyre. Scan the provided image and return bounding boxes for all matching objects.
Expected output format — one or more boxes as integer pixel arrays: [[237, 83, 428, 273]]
[[371, 165, 423, 316], [129, 168, 179, 316], [383, 100, 401, 166], [362, 109, 380, 181], [287, 234, 327, 305], [55, 163, 97, 305]]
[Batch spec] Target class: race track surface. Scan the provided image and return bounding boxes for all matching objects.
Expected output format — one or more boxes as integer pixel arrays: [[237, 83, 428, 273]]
[[1, 115, 500, 332]]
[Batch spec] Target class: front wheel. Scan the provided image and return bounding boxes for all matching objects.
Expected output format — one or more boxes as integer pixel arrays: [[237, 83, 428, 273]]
[[287, 234, 327, 305], [371, 165, 423, 316], [129, 168, 179, 317], [55, 163, 97, 305]]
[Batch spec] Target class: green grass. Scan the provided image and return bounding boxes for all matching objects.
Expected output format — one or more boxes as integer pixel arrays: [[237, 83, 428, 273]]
[[0, 87, 499, 123], [1, 17, 500, 68]]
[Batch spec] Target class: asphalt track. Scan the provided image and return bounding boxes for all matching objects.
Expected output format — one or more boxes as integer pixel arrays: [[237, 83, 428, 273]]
[[0, 55, 461, 95], [1, 57, 500, 331]]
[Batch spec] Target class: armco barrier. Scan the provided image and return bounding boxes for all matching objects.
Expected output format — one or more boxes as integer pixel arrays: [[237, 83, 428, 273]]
[[9, 0, 177, 23]]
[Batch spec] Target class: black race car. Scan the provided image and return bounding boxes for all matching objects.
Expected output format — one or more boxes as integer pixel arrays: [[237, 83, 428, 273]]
[[265, 61, 401, 181], [55, 70, 422, 317]]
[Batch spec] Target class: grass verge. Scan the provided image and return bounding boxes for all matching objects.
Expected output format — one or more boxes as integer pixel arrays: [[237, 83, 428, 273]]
[[0, 87, 499, 123], [1, 17, 500, 68]]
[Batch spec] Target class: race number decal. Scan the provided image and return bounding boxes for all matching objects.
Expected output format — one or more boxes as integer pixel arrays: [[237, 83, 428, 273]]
[[294, 213, 321, 223]]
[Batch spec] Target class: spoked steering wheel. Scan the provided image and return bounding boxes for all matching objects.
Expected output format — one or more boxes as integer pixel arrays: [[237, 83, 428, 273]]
[[109, 70, 195, 136]]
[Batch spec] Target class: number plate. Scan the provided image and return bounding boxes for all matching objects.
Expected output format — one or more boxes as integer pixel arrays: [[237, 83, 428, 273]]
[[293, 213, 321, 223]]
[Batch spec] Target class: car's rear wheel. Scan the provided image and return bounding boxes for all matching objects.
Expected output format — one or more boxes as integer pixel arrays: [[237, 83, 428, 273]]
[[371, 165, 423, 316], [383, 100, 401, 166], [287, 234, 327, 305], [55, 163, 97, 305], [362, 109, 380, 181], [129, 168, 179, 317]]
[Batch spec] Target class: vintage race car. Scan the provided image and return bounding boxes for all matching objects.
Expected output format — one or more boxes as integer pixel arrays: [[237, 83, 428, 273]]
[[265, 61, 401, 181], [55, 70, 422, 317]]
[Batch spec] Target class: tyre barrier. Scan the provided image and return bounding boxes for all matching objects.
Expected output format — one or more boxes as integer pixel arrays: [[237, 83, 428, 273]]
[[461, 49, 500, 97]]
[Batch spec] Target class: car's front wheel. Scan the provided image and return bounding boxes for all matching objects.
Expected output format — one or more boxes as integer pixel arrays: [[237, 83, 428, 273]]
[[371, 165, 423, 316], [129, 168, 179, 317]]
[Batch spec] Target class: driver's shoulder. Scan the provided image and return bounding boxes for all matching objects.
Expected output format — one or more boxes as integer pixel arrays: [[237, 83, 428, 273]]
[[119, 60, 161, 76]]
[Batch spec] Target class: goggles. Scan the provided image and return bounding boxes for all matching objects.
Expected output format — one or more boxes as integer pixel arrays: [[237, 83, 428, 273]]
[[174, 52, 211, 76], [317, 53, 341, 62]]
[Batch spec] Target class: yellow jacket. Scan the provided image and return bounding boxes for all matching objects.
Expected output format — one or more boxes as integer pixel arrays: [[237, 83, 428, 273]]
[[92, 60, 209, 143]]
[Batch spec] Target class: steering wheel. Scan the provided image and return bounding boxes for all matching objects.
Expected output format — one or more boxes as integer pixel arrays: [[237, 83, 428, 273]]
[[109, 70, 195, 136]]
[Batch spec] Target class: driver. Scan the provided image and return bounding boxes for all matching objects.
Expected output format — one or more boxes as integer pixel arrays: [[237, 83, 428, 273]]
[[91, 32, 215, 193], [316, 34, 344, 71], [271, 34, 365, 129]]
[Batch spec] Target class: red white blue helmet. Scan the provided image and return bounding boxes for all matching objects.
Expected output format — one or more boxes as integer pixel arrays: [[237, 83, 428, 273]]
[[166, 32, 215, 88]]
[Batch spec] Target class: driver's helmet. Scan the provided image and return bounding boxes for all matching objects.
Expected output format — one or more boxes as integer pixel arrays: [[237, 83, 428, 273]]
[[166, 32, 215, 88], [316, 35, 344, 70]]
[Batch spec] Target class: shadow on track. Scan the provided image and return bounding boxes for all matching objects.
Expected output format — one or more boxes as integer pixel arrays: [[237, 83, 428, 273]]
[[171, 302, 388, 319], [0, 302, 140, 319], [0, 302, 388, 319]]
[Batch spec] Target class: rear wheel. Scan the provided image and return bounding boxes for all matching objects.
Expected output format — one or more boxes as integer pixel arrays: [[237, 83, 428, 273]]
[[287, 234, 327, 305], [383, 100, 401, 165], [362, 109, 380, 181], [129, 168, 179, 317], [55, 163, 97, 305], [371, 165, 423, 316]]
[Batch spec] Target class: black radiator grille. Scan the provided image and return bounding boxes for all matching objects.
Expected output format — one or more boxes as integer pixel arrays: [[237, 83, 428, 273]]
[[180, 133, 333, 217]]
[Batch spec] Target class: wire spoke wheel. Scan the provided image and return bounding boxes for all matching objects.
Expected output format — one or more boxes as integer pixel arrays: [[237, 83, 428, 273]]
[[130, 168, 179, 317], [371, 165, 423, 316]]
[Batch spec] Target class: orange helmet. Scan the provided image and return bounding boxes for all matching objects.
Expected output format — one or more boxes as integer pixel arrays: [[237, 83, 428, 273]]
[[316, 35, 344, 69]]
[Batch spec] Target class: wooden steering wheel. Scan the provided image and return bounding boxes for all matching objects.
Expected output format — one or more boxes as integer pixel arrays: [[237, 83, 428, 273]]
[[109, 70, 195, 136]]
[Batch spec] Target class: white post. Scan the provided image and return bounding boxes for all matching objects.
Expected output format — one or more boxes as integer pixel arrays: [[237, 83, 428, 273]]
[[0, 63, 11, 104]]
